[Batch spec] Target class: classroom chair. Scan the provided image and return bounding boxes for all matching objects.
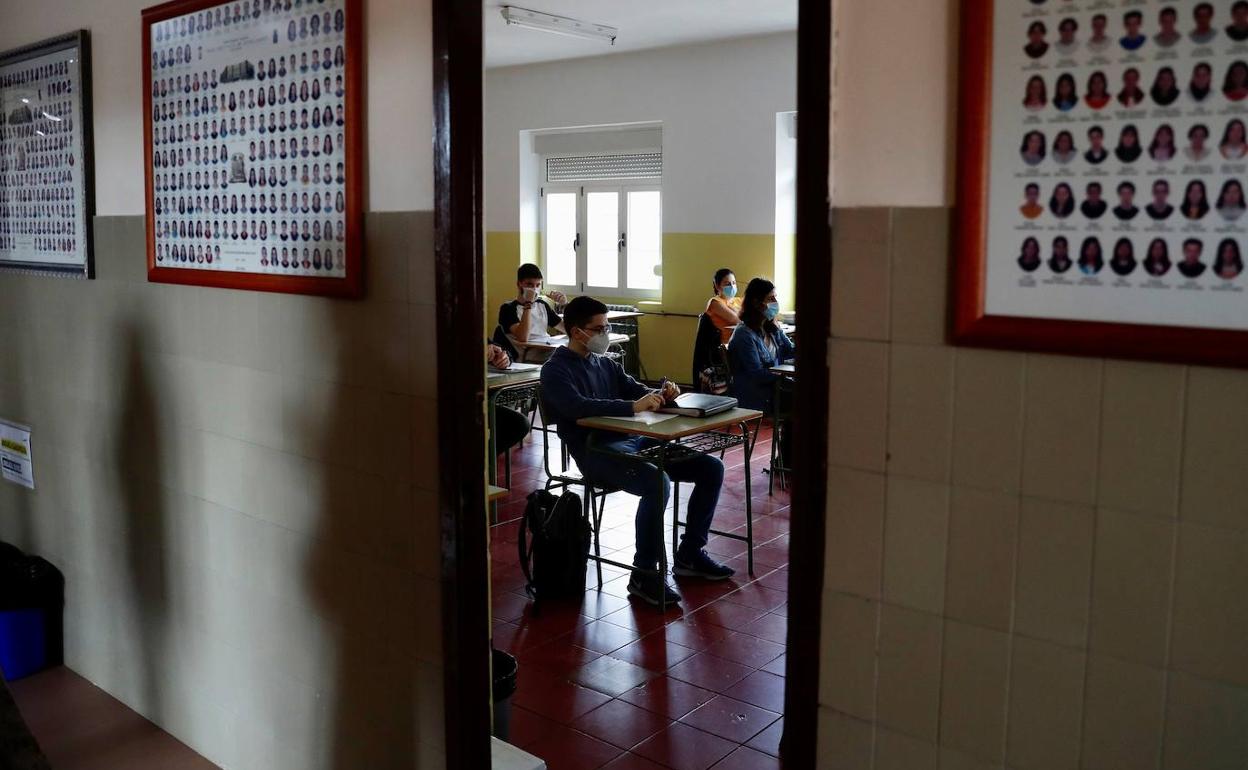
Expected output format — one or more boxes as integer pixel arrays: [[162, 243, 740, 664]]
[[535, 389, 619, 590]]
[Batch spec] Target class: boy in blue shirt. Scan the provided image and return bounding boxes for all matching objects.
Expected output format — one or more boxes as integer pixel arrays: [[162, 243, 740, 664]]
[[541, 296, 733, 606]]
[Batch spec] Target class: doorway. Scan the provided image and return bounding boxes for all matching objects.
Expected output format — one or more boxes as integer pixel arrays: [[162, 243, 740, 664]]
[[432, 1, 831, 766]]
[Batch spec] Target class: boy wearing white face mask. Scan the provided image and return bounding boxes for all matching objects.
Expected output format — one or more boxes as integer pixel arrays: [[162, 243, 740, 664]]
[[727, 277, 795, 413], [705, 267, 742, 345], [499, 263, 568, 362], [541, 296, 735, 607]]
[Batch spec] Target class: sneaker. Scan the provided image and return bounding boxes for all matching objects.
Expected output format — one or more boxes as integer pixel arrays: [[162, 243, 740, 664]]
[[628, 572, 681, 606], [673, 549, 736, 580]]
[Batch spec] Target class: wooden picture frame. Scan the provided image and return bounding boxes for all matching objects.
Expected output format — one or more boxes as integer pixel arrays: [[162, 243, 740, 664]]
[[141, 0, 364, 298], [0, 30, 95, 279], [954, 0, 1248, 368]]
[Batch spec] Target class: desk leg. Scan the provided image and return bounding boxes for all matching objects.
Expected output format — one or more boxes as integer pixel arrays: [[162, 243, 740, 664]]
[[742, 421, 755, 577], [658, 449, 668, 613], [671, 481, 681, 566], [487, 391, 499, 522]]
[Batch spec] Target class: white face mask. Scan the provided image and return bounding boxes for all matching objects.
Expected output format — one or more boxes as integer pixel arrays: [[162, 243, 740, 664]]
[[584, 329, 611, 355], [521, 286, 539, 302]]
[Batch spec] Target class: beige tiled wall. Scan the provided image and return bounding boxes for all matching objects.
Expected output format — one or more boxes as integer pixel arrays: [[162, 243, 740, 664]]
[[819, 206, 1248, 769], [0, 213, 445, 769]]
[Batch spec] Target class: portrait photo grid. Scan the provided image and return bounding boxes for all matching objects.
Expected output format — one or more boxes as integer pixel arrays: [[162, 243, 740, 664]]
[[985, 0, 1248, 331], [149, 0, 349, 278], [0, 44, 88, 272]]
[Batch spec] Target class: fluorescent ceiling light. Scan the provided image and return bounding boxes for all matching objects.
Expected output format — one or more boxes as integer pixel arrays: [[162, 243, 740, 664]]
[[500, 6, 617, 45]]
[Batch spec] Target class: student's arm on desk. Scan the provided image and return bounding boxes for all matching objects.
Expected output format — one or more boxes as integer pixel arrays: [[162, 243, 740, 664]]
[[541, 368, 636, 420]]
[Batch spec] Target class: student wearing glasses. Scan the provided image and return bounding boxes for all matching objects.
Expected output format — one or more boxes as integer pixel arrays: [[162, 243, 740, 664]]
[[540, 296, 735, 607]]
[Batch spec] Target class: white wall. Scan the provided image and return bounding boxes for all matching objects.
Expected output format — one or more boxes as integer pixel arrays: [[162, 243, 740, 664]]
[[830, 0, 956, 207], [484, 33, 797, 234], [0, 0, 432, 214]]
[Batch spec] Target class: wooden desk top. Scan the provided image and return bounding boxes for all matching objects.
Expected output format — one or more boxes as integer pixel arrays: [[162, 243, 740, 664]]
[[577, 407, 763, 441], [487, 485, 508, 502], [770, 364, 796, 375], [487, 368, 542, 391]]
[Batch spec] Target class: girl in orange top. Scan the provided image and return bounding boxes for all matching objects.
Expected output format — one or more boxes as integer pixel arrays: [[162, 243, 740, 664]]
[[706, 268, 743, 344]]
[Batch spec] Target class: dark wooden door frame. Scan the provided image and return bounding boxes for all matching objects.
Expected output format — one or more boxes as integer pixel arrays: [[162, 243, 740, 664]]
[[431, 1, 831, 766]]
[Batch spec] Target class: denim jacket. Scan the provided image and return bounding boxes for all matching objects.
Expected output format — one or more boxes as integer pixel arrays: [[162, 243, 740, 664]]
[[727, 323, 795, 411]]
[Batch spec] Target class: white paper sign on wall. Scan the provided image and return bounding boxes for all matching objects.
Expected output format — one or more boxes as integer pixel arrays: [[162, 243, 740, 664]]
[[0, 420, 34, 490]]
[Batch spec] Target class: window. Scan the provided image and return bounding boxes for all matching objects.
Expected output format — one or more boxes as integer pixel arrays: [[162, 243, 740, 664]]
[[540, 153, 662, 298]]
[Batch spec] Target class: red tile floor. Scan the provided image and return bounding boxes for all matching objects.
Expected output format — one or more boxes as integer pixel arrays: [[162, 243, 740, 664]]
[[490, 417, 790, 770]]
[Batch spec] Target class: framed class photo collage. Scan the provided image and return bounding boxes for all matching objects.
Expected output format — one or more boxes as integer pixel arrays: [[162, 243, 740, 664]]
[[0, 31, 94, 279], [956, 0, 1248, 366], [142, 0, 363, 297]]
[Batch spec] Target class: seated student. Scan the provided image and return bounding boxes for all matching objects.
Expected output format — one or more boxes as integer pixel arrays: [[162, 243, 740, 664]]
[[705, 268, 742, 344], [728, 278, 795, 413], [541, 296, 734, 606], [499, 264, 568, 362], [488, 342, 530, 456]]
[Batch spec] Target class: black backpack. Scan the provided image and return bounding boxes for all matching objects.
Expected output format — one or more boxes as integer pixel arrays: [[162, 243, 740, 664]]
[[518, 489, 590, 605]]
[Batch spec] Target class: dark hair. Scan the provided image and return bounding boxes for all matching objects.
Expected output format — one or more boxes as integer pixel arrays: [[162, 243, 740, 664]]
[[517, 263, 543, 283], [1059, 17, 1077, 32], [1117, 181, 1136, 194], [1235, 1, 1248, 12], [1093, 13, 1106, 23], [1086, 182, 1102, 193], [1050, 183, 1075, 217], [1088, 126, 1104, 138], [1223, 61, 1248, 94], [739, 278, 778, 334], [1216, 179, 1245, 208], [1195, 2, 1213, 15], [1149, 124, 1175, 157], [1029, 21, 1047, 35], [1222, 119, 1247, 146], [1184, 238, 1203, 251], [1111, 241, 1135, 275], [1215, 239, 1244, 277], [1025, 182, 1040, 194], [1189, 123, 1209, 139], [1160, 6, 1177, 19], [562, 295, 608, 332], [1125, 11, 1142, 22], [1145, 239, 1171, 276], [713, 268, 734, 288], [1021, 130, 1046, 160], [1183, 180, 1211, 218], [1053, 73, 1078, 107]]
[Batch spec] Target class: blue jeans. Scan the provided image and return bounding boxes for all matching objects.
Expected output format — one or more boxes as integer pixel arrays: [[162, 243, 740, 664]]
[[575, 436, 725, 570]]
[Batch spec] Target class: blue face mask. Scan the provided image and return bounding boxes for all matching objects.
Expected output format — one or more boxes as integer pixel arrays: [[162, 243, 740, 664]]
[[721, 284, 737, 300], [764, 302, 781, 320]]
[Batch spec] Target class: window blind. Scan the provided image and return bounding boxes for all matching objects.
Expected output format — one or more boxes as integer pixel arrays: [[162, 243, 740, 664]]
[[545, 153, 662, 182]]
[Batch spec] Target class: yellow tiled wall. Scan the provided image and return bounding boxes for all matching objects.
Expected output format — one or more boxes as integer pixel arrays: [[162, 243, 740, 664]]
[[0, 214, 446, 769], [819, 207, 1248, 769]]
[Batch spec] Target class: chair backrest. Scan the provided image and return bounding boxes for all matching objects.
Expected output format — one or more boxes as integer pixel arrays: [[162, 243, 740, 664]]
[[534, 387, 567, 481], [691, 312, 723, 391], [492, 324, 519, 361]]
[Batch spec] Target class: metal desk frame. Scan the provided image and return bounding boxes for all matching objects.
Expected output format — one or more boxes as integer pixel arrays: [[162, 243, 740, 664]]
[[578, 408, 764, 612]]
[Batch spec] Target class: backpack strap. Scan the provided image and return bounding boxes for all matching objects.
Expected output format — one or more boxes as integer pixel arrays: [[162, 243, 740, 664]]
[[517, 496, 537, 600]]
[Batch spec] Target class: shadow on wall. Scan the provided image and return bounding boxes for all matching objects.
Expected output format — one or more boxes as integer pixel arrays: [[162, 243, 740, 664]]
[[306, 300, 417, 769], [116, 321, 170, 721]]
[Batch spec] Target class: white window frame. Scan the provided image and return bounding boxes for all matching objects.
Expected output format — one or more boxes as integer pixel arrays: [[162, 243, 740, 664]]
[[539, 180, 662, 301]]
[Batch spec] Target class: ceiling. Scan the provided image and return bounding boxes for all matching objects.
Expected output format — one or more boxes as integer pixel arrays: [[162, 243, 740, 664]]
[[483, 0, 797, 69]]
